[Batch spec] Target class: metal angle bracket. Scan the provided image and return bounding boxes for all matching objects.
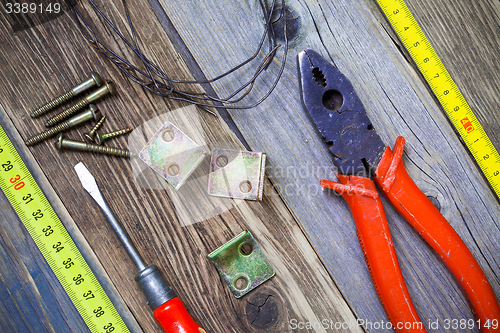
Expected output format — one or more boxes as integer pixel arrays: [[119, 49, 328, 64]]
[[208, 148, 266, 201], [208, 231, 275, 298], [139, 121, 206, 190]]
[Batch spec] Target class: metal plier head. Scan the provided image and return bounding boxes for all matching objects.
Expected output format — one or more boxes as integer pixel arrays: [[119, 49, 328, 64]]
[[298, 49, 385, 177], [298, 49, 500, 330]]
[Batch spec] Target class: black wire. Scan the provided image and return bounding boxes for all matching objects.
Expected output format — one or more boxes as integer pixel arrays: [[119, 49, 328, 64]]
[[67, 0, 288, 114]]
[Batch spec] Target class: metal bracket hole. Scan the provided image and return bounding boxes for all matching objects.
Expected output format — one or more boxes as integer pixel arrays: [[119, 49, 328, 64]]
[[239, 242, 253, 256], [239, 180, 252, 193], [216, 154, 229, 168], [167, 163, 180, 176], [234, 275, 249, 291], [162, 129, 175, 142]]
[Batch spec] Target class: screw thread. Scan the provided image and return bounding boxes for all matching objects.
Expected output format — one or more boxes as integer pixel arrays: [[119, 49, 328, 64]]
[[106, 128, 132, 139], [98, 128, 132, 145], [30, 91, 74, 118], [85, 143, 130, 158], [25, 122, 71, 146], [84, 115, 106, 141], [45, 99, 89, 127]]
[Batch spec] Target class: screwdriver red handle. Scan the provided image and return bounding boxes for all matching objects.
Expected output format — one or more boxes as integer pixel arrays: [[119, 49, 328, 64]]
[[153, 297, 205, 333], [75, 163, 207, 332]]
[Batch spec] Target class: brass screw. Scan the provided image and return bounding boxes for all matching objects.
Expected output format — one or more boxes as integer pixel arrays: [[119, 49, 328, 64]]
[[96, 128, 133, 145], [30, 72, 103, 118], [84, 115, 106, 141], [26, 104, 102, 146], [45, 81, 116, 127], [54, 133, 130, 158]]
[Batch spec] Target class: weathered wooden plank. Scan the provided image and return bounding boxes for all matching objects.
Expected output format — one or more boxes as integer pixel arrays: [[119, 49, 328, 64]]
[[155, 0, 500, 330], [0, 0, 366, 332]]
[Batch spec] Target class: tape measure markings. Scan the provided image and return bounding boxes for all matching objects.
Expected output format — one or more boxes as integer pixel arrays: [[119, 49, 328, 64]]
[[0, 124, 130, 333], [376, 0, 500, 197]]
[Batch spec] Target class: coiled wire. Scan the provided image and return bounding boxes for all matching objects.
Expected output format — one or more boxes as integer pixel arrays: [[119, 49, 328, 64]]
[[67, 0, 288, 115]]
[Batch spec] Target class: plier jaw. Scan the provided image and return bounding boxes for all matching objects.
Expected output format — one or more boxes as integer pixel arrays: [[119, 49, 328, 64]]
[[298, 49, 385, 177]]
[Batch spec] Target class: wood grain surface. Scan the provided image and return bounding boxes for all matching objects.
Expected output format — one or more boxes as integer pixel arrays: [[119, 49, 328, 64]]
[[154, 0, 500, 330], [0, 0, 498, 332], [0, 0, 362, 332]]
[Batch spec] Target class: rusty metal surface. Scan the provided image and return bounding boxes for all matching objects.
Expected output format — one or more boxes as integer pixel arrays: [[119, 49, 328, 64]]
[[139, 121, 207, 190], [207, 230, 275, 298], [208, 148, 266, 201]]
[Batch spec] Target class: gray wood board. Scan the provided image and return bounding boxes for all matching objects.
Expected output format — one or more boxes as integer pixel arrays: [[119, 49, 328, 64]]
[[156, 0, 500, 330]]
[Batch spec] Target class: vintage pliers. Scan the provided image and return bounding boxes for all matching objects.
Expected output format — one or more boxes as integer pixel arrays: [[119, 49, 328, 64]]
[[298, 49, 500, 333]]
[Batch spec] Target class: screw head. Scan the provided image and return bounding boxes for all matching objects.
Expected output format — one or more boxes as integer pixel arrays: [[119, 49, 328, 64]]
[[90, 72, 103, 87], [96, 132, 105, 145], [104, 81, 117, 96], [54, 133, 64, 150], [89, 104, 102, 122]]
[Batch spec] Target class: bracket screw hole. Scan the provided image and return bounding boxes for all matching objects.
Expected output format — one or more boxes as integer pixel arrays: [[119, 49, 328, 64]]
[[162, 129, 175, 142], [216, 155, 229, 168], [239, 242, 253, 256], [167, 163, 180, 176], [234, 276, 249, 290], [239, 180, 252, 193]]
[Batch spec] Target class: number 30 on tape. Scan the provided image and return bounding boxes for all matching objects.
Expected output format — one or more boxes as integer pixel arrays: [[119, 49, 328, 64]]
[[0, 124, 130, 333]]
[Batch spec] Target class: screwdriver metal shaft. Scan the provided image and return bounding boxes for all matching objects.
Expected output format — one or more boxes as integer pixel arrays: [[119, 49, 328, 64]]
[[85, 184, 146, 271], [74, 162, 205, 333]]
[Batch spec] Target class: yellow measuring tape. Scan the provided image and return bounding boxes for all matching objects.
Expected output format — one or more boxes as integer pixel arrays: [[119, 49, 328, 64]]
[[0, 124, 130, 333], [376, 0, 500, 198]]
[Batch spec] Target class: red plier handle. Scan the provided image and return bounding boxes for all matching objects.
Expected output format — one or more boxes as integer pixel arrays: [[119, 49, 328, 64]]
[[321, 136, 500, 333]]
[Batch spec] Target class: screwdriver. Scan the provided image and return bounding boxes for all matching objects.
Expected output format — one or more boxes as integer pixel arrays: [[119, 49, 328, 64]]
[[74, 162, 206, 333]]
